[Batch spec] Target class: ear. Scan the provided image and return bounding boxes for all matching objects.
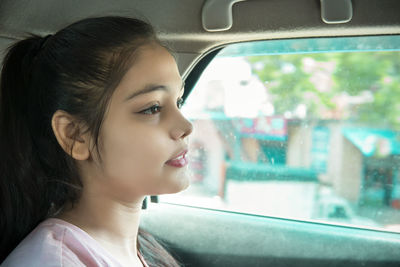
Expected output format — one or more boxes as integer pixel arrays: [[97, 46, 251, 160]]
[[51, 110, 90, 161]]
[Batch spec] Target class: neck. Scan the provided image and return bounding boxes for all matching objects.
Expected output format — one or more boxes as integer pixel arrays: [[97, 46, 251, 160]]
[[57, 187, 145, 261]]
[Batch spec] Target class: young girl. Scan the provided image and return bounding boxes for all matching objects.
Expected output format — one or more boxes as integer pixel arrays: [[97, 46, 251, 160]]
[[0, 16, 192, 266]]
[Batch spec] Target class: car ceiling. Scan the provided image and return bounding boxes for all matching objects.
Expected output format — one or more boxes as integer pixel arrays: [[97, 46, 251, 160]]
[[0, 0, 399, 75]]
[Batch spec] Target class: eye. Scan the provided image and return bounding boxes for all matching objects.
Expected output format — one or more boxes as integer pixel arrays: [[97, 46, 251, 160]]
[[177, 97, 184, 109], [140, 104, 162, 115]]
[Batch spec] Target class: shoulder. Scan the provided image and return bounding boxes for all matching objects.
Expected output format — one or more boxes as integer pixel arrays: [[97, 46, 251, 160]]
[[2, 218, 108, 267]]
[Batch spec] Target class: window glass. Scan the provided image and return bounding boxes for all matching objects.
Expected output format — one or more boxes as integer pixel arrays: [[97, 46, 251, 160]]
[[159, 36, 400, 232]]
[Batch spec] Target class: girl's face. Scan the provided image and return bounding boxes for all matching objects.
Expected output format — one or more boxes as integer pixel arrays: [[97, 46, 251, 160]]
[[84, 43, 193, 202]]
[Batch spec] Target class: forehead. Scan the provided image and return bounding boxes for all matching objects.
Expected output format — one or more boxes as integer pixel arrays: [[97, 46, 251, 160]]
[[115, 44, 182, 97]]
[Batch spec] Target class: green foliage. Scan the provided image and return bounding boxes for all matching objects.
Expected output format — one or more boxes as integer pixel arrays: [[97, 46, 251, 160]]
[[333, 52, 392, 95], [247, 51, 400, 129]]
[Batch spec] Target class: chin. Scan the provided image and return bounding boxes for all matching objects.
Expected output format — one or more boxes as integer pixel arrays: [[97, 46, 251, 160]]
[[171, 178, 190, 194], [177, 178, 190, 192], [159, 175, 190, 195], [159, 167, 190, 193]]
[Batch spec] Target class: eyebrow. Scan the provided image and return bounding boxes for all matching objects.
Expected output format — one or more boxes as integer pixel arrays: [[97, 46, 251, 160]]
[[124, 81, 185, 102]]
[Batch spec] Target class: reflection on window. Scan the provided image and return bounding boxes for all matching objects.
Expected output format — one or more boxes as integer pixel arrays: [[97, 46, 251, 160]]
[[159, 36, 400, 233]]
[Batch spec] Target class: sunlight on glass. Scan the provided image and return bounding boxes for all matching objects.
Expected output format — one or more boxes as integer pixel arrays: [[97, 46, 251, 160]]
[[159, 36, 400, 233]]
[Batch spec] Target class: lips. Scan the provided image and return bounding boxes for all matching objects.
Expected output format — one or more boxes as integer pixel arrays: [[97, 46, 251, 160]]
[[166, 149, 188, 168]]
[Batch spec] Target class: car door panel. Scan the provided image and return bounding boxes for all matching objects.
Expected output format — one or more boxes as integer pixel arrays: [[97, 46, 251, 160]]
[[141, 203, 400, 267]]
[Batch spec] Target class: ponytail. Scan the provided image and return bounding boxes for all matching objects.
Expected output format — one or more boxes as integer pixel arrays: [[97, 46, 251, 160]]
[[0, 34, 81, 262], [0, 36, 51, 260]]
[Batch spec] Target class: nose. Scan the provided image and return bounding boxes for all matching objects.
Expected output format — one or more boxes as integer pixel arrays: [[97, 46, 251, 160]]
[[170, 112, 193, 140]]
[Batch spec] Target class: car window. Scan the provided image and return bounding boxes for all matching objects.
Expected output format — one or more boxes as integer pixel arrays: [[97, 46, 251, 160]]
[[159, 35, 400, 233]]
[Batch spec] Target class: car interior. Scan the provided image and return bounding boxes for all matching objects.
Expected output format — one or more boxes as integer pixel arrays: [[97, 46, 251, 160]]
[[1, 0, 400, 266]]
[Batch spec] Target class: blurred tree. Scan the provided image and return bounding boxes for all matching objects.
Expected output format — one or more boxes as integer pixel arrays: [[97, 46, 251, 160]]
[[247, 51, 400, 129]]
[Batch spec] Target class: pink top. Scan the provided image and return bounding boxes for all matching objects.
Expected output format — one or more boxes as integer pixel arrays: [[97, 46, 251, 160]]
[[2, 218, 149, 267]]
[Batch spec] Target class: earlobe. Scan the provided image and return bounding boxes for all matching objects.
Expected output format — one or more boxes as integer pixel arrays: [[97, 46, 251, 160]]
[[51, 110, 90, 161]]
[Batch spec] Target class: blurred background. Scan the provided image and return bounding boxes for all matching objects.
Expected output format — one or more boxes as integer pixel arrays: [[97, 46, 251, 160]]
[[160, 36, 400, 233]]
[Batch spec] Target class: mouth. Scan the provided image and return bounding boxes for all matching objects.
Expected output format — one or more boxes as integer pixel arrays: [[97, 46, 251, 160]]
[[166, 149, 188, 168]]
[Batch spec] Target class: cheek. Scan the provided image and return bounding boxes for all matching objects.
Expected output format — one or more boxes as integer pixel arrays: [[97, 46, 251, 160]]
[[93, 111, 191, 198], [105, 125, 166, 171], [98, 123, 171, 193]]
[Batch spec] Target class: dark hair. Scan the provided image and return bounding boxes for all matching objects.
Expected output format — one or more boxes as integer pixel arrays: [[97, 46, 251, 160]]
[[0, 16, 181, 266]]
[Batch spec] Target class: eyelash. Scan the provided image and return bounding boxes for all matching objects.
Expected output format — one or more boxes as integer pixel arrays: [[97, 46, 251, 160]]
[[140, 97, 184, 115]]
